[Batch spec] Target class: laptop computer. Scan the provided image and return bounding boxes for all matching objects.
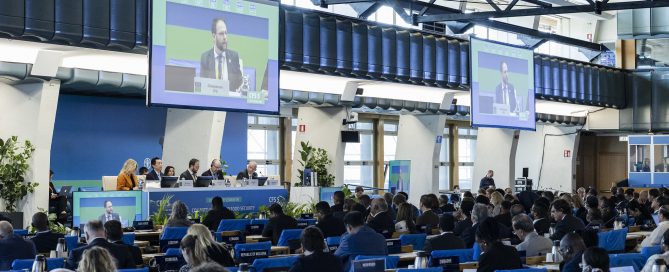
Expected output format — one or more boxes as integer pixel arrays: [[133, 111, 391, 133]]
[[58, 186, 72, 196], [161, 176, 179, 188], [257, 176, 268, 186]]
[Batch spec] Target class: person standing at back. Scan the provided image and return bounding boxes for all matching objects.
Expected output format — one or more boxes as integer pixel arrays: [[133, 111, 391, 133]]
[[0, 221, 36, 270], [262, 203, 297, 245], [202, 196, 235, 231], [479, 170, 495, 190], [334, 211, 387, 271]]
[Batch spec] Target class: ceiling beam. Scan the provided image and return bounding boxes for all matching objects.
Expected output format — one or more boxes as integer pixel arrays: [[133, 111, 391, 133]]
[[522, 0, 552, 8]]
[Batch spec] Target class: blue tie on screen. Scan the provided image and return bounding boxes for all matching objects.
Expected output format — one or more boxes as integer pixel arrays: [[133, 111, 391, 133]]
[[217, 54, 223, 80]]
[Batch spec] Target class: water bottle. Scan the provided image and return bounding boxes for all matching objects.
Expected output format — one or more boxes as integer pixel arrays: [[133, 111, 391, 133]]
[[550, 240, 562, 263], [138, 177, 145, 190], [31, 255, 46, 272], [414, 251, 429, 268], [70, 227, 78, 237], [239, 263, 250, 272], [652, 259, 667, 272], [56, 238, 67, 258]]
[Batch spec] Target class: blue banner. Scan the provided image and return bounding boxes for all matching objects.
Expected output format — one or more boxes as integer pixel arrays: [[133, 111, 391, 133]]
[[145, 187, 288, 215]]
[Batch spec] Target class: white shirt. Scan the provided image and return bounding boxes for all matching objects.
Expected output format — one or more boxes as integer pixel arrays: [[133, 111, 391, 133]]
[[641, 221, 669, 247], [213, 48, 228, 81], [395, 220, 409, 233]]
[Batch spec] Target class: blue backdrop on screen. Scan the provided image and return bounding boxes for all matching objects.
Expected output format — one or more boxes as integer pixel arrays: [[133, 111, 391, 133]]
[[144, 188, 288, 215], [470, 38, 536, 131]]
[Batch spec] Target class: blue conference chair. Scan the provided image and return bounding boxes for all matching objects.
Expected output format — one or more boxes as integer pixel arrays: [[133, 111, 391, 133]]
[[217, 219, 251, 232], [353, 255, 400, 269], [251, 256, 299, 272], [159, 227, 189, 252], [277, 229, 303, 247], [118, 268, 149, 272], [598, 228, 628, 253], [13, 229, 28, 236], [609, 253, 646, 272], [122, 232, 135, 245], [473, 243, 482, 261], [250, 219, 269, 226], [234, 241, 271, 263], [495, 269, 547, 272], [641, 245, 662, 257], [64, 235, 79, 252], [165, 248, 181, 256], [399, 233, 427, 250], [11, 258, 65, 270], [326, 236, 341, 252], [396, 269, 443, 272], [431, 248, 475, 263]]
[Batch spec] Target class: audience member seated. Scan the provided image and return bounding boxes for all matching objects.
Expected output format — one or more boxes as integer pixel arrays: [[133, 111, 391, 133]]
[[476, 217, 523, 272], [490, 192, 504, 216], [517, 190, 540, 214], [116, 159, 139, 191], [48, 170, 67, 220], [77, 246, 117, 272], [628, 199, 654, 226], [392, 193, 418, 218], [581, 247, 609, 272], [289, 226, 343, 272], [66, 220, 134, 269], [416, 194, 440, 228], [510, 204, 525, 218], [343, 198, 365, 215], [314, 201, 346, 238], [550, 199, 585, 241], [166, 201, 193, 228], [0, 221, 36, 270], [454, 198, 474, 237], [30, 212, 64, 254], [334, 211, 387, 271], [104, 220, 142, 266], [569, 194, 588, 224], [383, 193, 396, 219], [331, 191, 345, 214], [262, 203, 298, 245], [585, 208, 604, 228], [423, 213, 465, 254], [512, 214, 551, 257], [358, 194, 372, 219], [201, 196, 235, 231], [462, 203, 489, 247], [559, 232, 587, 271], [179, 234, 207, 272], [642, 229, 669, 272], [599, 196, 617, 228], [426, 194, 442, 214], [641, 205, 669, 247], [366, 198, 395, 237], [494, 200, 513, 228], [439, 194, 455, 213], [354, 186, 364, 199], [187, 224, 234, 267], [190, 263, 228, 272], [395, 203, 417, 233]]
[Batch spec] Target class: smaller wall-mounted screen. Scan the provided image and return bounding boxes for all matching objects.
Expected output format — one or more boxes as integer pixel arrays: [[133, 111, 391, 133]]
[[470, 37, 536, 131], [73, 191, 143, 227]]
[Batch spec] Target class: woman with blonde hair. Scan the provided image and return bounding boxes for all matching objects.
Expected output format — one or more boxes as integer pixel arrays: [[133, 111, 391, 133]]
[[179, 234, 209, 272], [490, 191, 504, 217], [187, 224, 234, 266], [77, 246, 117, 272], [116, 159, 138, 190]]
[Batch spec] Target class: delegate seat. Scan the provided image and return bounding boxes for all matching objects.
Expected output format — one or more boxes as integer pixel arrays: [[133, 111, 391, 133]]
[[159, 227, 188, 252]]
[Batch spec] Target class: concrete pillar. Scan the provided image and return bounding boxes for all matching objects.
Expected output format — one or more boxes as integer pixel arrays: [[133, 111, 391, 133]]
[[473, 128, 517, 192]]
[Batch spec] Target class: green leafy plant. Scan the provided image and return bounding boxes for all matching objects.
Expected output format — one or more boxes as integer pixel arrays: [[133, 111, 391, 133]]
[[150, 194, 174, 226], [190, 208, 208, 223], [281, 201, 316, 219], [28, 208, 70, 234], [219, 159, 230, 176], [0, 136, 38, 212], [341, 185, 353, 199], [296, 141, 335, 187]]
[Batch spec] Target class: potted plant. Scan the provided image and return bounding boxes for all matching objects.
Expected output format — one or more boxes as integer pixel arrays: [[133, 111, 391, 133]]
[[27, 209, 70, 235], [0, 136, 38, 228], [150, 195, 173, 229], [296, 141, 335, 187]]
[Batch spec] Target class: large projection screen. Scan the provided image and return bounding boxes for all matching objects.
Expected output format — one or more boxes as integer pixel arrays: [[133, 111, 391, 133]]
[[149, 0, 279, 114], [470, 37, 536, 131]]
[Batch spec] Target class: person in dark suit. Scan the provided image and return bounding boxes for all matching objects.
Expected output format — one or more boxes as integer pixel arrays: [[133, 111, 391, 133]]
[[454, 199, 475, 237], [200, 18, 244, 92], [531, 203, 551, 236], [180, 158, 200, 181], [494, 200, 513, 228], [424, 213, 466, 253], [66, 220, 134, 269], [202, 196, 235, 231], [314, 201, 346, 238], [479, 170, 496, 190], [104, 220, 143, 266], [334, 212, 387, 272], [30, 212, 64, 254], [476, 218, 523, 272], [550, 199, 585, 241], [48, 170, 67, 218], [365, 198, 395, 237], [416, 195, 440, 228], [145, 157, 163, 181], [494, 61, 518, 113], [201, 159, 224, 180], [331, 191, 345, 213], [439, 194, 455, 213], [517, 190, 539, 214], [236, 161, 258, 180], [0, 221, 36, 270], [559, 232, 587, 272], [289, 226, 343, 272], [262, 203, 297, 245], [98, 200, 121, 225]]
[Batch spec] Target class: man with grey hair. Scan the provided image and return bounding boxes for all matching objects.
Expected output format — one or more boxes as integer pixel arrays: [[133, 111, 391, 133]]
[[237, 161, 258, 180], [67, 220, 134, 269], [559, 232, 587, 271], [512, 214, 552, 257], [383, 192, 397, 219], [366, 198, 394, 237], [0, 221, 36, 270], [462, 203, 490, 247]]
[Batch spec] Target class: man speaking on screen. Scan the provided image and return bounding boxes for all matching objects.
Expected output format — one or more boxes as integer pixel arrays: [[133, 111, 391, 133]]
[[200, 18, 244, 92], [495, 61, 518, 114]]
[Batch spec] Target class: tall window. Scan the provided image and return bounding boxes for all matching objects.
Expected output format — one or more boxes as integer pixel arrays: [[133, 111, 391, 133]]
[[438, 127, 450, 191], [383, 121, 398, 189], [366, 6, 420, 29], [457, 127, 477, 190], [247, 115, 280, 176], [344, 121, 375, 187]]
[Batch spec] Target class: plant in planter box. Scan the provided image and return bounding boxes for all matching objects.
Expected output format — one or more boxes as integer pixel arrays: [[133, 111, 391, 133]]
[[150, 194, 174, 226], [0, 136, 38, 213], [296, 141, 335, 187]]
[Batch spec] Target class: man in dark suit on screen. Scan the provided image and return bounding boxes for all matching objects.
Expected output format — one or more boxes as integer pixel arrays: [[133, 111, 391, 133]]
[[99, 200, 121, 224], [494, 61, 518, 113], [200, 18, 244, 92]]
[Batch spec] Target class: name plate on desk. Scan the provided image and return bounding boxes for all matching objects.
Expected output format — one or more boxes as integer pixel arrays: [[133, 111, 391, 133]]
[[352, 258, 385, 272], [180, 180, 194, 188], [213, 180, 226, 187]]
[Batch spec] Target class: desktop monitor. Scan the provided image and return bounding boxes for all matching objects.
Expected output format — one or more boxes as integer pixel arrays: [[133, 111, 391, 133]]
[[72, 191, 143, 227], [257, 176, 268, 186], [161, 176, 179, 188], [195, 176, 213, 187]]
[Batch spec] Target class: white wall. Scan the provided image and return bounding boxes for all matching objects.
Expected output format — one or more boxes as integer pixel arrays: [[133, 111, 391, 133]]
[[472, 128, 516, 192], [515, 124, 580, 193], [585, 109, 620, 130], [0, 79, 61, 225], [395, 114, 446, 206], [292, 106, 347, 185], [162, 108, 226, 174]]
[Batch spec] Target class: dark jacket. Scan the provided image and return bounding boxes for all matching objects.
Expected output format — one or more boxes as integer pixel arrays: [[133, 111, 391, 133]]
[[201, 169, 224, 180], [416, 210, 440, 228], [202, 207, 236, 231], [560, 251, 584, 272], [112, 240, 143, 266], [30, 231, 64, 254], [262, 214, 298, 245], [574, 207, 588, 225], [316, 214, 346, 238], [236, 169, 258, 180], [423, 232, 466, 253], [145, 170, 161, 181], [179, 170, 197, 181], [0, 234, 36, 270], [462, 223, 478, 248], [207, 242, 235, 267], [495, 212, 512, 228], [334, 226, 387, 272], [440, 204, 455, 213], [67, 238, 134, 269], [477, 241, 523, 272], [479, 177, 495, 189], [550, 214, 585, 241], [366, 211, 395, 237], [289, 251, 343, 272], [533, 217, 551, 236], [331, 204, 344, 213], [199, 48, 244, 91], [453, 217, 472, 237]]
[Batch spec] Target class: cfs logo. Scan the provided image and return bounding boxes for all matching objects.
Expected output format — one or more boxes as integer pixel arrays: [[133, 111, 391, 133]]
[[268, 196, 286, 204]]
